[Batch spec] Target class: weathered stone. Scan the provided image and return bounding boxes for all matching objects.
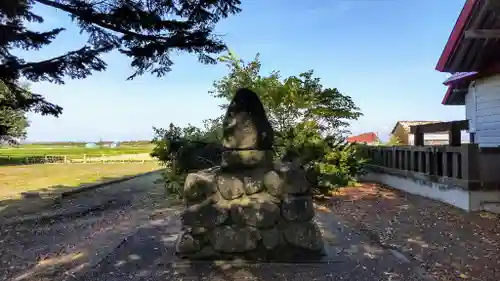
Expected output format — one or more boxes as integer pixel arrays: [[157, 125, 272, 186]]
[[282, 222, 324, 251], [243, 171, 265, 194], [183, 172, 216, 203], [211, 225, 260, 253], [181, 198, 229, 228], [230, 193, 280, 228], [191, 226, 210, 236], [216, 174, 245, 200], [188, 245, 220, 259], [281, 166, 311, 195], [263, 170, 284, 197], [221, 150, 273, 170], [260, 227, 282, 250], [281, 195, 315, 222], [176, 231, 202, 254], [221, 88, 274, 150]]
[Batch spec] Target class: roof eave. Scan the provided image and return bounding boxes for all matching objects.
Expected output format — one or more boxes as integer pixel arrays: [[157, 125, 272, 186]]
[[435, 0, 479, 72]]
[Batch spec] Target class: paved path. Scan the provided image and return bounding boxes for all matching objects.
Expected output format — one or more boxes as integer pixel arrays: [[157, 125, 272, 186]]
[[0, 172, 178, 281], [1, 173, 432, 281], [77, 210, 429, 281]]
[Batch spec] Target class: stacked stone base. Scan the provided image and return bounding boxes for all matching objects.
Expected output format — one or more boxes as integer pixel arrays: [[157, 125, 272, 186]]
[[176, 159, 325, 261]]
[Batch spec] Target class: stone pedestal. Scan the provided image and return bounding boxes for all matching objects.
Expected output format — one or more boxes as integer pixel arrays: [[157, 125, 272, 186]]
[[176, 161, 324, 260], [174, 88, 324, 261]]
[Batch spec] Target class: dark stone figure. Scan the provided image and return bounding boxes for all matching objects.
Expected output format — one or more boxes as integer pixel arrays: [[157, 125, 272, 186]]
[[175, 88, 325, 261], [222, 88, 274, 150]]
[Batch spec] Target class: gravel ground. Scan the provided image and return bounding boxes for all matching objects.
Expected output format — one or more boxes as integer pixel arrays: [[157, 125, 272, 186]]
[[1, 173, 436, 281], [319, 182, 500, 281], [0, 172, 175, 281], [77, 206, 429, 281]]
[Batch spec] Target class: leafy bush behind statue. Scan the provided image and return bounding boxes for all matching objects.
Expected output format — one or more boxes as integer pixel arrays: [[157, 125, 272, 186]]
[[151, 121, 367, 198]]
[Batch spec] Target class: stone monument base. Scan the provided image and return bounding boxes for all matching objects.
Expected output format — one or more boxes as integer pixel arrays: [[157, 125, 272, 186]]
[[175, 162, 325, 261]]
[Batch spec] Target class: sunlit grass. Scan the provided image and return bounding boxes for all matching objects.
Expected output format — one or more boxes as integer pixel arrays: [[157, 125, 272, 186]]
[[0, 162, 162, 200]]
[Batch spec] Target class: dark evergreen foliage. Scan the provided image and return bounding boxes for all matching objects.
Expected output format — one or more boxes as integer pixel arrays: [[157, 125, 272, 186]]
[[0, 0, 241, 137]]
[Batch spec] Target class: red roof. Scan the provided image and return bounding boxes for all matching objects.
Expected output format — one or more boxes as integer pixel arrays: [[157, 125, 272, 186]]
[[346, 132, 378, 143], [436, 0, 500, 73], [435, 0, 478, 72]]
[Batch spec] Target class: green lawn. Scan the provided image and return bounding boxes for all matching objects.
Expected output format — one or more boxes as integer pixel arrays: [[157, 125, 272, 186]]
[[0, 143, 155, 165], [0, 143, 154, 157], [0, 162, 163, 200]]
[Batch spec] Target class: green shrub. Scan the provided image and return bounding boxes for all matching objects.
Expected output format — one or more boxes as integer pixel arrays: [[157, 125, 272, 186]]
[[151, 123, 222, 198], [276, 121, 367, 194]]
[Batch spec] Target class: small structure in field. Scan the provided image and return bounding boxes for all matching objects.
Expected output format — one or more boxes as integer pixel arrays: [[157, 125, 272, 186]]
[[85, 142, 98, 148], [102, 142, 120, 148]]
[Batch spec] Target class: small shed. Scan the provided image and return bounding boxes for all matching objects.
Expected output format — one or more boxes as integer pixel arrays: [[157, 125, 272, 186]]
[[390, 121, 450, 145], [109, 142, 120, 148], [85, 142, 98, 148]]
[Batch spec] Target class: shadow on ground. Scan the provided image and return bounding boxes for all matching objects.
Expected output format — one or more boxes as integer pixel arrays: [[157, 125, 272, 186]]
[[2, 174, 425, 281], [77, 210, 424, 281], [315, 181, 500, 281], [0, 172, 175, 281]]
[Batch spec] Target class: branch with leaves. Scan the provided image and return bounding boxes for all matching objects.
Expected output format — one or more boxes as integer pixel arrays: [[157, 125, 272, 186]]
[[0, 0, 242, 134]]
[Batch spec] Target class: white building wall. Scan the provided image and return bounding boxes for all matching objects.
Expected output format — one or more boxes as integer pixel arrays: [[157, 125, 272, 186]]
[[467, 74, 500, 147], [408, 133, 449, 145]]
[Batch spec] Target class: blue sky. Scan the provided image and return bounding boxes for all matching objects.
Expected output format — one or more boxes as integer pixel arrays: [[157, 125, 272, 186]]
[[24, 0, 466, 142]]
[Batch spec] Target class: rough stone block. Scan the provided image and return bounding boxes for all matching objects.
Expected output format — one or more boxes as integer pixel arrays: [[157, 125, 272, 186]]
[[243, 171, 265, 195], [211, 225, 260, 253], [263, 170, 284, 197], [280, 166, 311, 195], [176, 231, 202, 255], [190, 226, 210, 236], [216, 173, 245, 200], [181, 198, 229, 228], [282, 221, 324, 251], [260, 227, 282, 250], [281, 195, 315, 222], [230, 193, 280, 228], [221, 150, 273, 170], [189, 245, 220, 259], [183, 172, 216, 203]]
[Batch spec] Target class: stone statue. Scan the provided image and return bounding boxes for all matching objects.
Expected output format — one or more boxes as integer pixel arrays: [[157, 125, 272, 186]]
[[175, 88, 324, 261]]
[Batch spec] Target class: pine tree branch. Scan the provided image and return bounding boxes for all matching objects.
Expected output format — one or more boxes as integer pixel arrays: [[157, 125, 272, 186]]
[[35, 0, 190, 41]]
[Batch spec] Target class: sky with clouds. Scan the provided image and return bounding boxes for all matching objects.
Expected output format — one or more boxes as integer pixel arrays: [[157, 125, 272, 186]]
[[22, 0, 467, 142]]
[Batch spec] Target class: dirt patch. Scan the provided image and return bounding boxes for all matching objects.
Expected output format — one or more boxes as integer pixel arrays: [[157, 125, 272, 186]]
[[316, 182, 500, 281]]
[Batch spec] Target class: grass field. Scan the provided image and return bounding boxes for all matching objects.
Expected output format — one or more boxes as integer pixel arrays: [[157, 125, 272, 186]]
[[0, 143, 154, 157], [0, 142, 156, 165], [0, 162, 163, 200]]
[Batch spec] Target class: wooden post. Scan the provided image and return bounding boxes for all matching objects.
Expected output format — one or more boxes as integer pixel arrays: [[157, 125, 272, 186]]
[[414, 127, 424, 146], [461, 144, 480, 189], [83, 154, 87, 164], [449, 122, 462, 146], [452, 152, 461, 178], [425, 150, 431, 174], [442, 151, 449, 177], [398, 149, 403, 169], [409, 151, 415, 171], [391, 147, 397, 168]]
